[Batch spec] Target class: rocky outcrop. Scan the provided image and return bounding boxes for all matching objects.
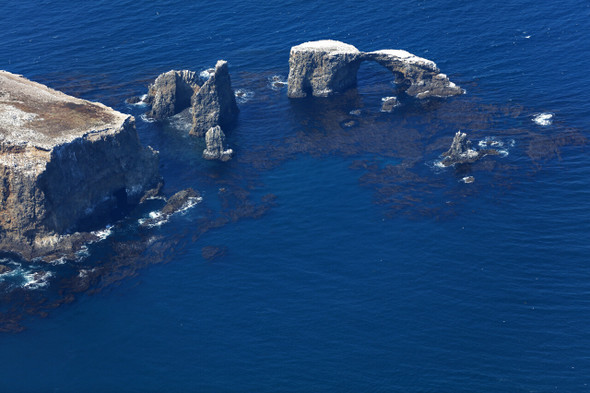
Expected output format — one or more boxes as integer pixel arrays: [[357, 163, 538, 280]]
[[161, 188, 201, 215], [287, 40, 463, 99], [146, 70, 201, 120], [202, 126, 233, 161], [287, 40, 363, 98], [381, 96, 400, 112], [145, 61, 239, 138], [441, 131, 498, 167], [139, 188, 201, 228], [0, 71, 161, 261], [189, 60, 239, 137]]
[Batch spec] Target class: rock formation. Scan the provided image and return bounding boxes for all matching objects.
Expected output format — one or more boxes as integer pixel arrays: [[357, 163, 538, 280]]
[[381, 96, 400, 112], [202, 125, 233, 161], [0, 71, 161, 261], [287, 40, 463, 99], [146, 70, 200, 120], [160, 188, 201, 216], [441, 131, 498, 167], [189, 60, 239, 137], [287, 40, 363, 98], [145, 61, 239, 138], [139, 188, 201, 228]]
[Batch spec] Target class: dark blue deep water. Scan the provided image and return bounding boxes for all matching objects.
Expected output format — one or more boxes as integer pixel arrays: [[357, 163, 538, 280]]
[[1, 1, 590, 392]]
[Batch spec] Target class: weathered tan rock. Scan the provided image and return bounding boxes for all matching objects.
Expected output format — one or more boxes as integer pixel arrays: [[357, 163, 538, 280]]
[[0, 71, 161, 261], [287, 40, 464, 99], [202, 125, 233, 161]]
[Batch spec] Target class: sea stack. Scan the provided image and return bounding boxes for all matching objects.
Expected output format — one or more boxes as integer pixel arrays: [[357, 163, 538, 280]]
[[202, 125, 233, 161], [145, 70, 201, 120], [190, 60, 239, 137], [287, 40, 464, 99], [0, 71, 161, 261]]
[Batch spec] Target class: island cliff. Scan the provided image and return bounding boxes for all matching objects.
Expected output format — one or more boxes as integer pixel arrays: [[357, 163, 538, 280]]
[[0, 71, 161, 261], [287, 40, 463, 99]]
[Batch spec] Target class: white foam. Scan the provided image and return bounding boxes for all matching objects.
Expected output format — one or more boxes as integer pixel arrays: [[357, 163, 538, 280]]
[[91, 225, 113, 242], [234, 89, 254, 104], [478, 137, 504, 148], [140, 113, 156, 123], [269, 75, 288, 91], [532, 112, 553, 126], [200, 68, 215, 80], [22, 270, 53, 290], [138, 196, 202, 228], [128, 94, 148, 106]]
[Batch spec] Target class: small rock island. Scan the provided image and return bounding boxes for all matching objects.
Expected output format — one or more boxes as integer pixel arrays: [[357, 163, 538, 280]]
[[287, 40, 463, 99], [0, 71, 161, 261]]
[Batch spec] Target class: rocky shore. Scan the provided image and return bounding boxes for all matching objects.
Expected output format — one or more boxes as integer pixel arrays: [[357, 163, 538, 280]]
[[0, 71, 161, 261]]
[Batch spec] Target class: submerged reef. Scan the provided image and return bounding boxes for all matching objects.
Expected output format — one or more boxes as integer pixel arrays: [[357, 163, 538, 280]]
[[0, 71, 161, 261]]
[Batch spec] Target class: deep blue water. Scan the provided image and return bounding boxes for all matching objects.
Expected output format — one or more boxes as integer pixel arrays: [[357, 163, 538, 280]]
[[1, 0, 590, 392]]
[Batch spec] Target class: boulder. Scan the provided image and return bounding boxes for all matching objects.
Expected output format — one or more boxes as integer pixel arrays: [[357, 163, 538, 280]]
[[380, 96, 400, 112], [202, 125, 233, 161], [441, 131, 498, 167], [146, 70, 201, 120], [0, 265, 11, 274], [0, 71, 161, 261], [189, 60, 239, 137], [160, 188, 201, 216], [287, 40, 463, 99]]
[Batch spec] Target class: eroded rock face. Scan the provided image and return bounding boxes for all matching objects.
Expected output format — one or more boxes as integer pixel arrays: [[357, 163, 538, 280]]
[[146, 70, 201, 120], [441, 131, 498, 167], [0, 71, 161, 261], [190, 60, 239, 137], [287, 40, 463, 99], [287, 40, 363, 98], [203, 125, 233, 161]]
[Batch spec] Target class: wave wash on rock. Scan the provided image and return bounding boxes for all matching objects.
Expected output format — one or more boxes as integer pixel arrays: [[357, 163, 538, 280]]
[[0, 71, 161, 261], [287, 40, 463, 99]]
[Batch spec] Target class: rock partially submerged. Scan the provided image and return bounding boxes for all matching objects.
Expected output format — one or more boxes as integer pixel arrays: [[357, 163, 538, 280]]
[[441, 131, 498, 167], [287, 40, 463, 99], [160, 188, 201, 216], [0, 71, 161, 261], [0, 264, 11, 274], [139, 188, 201, 227], [381, 96, 400, 112], [202, 125, 233, 161]]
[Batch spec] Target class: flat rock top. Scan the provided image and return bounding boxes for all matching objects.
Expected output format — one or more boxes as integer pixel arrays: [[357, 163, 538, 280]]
[[367, 49, 438, 70], [0, 70, 128, 150], [291, 40, 360, 54]]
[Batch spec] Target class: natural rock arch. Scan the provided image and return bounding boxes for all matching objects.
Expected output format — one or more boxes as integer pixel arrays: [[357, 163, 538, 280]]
[[287, 40, 463, 99]]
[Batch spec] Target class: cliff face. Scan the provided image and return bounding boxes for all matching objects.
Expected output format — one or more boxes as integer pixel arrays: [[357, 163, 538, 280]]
[[287, 40, 463, 99], [189, 60, 239, 137], [0, 71, 160, 260], [146, 70, 201, 120]]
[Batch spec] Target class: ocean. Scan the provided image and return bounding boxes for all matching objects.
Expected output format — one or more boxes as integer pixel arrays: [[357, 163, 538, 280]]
[[1, 0, 590, 391]]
